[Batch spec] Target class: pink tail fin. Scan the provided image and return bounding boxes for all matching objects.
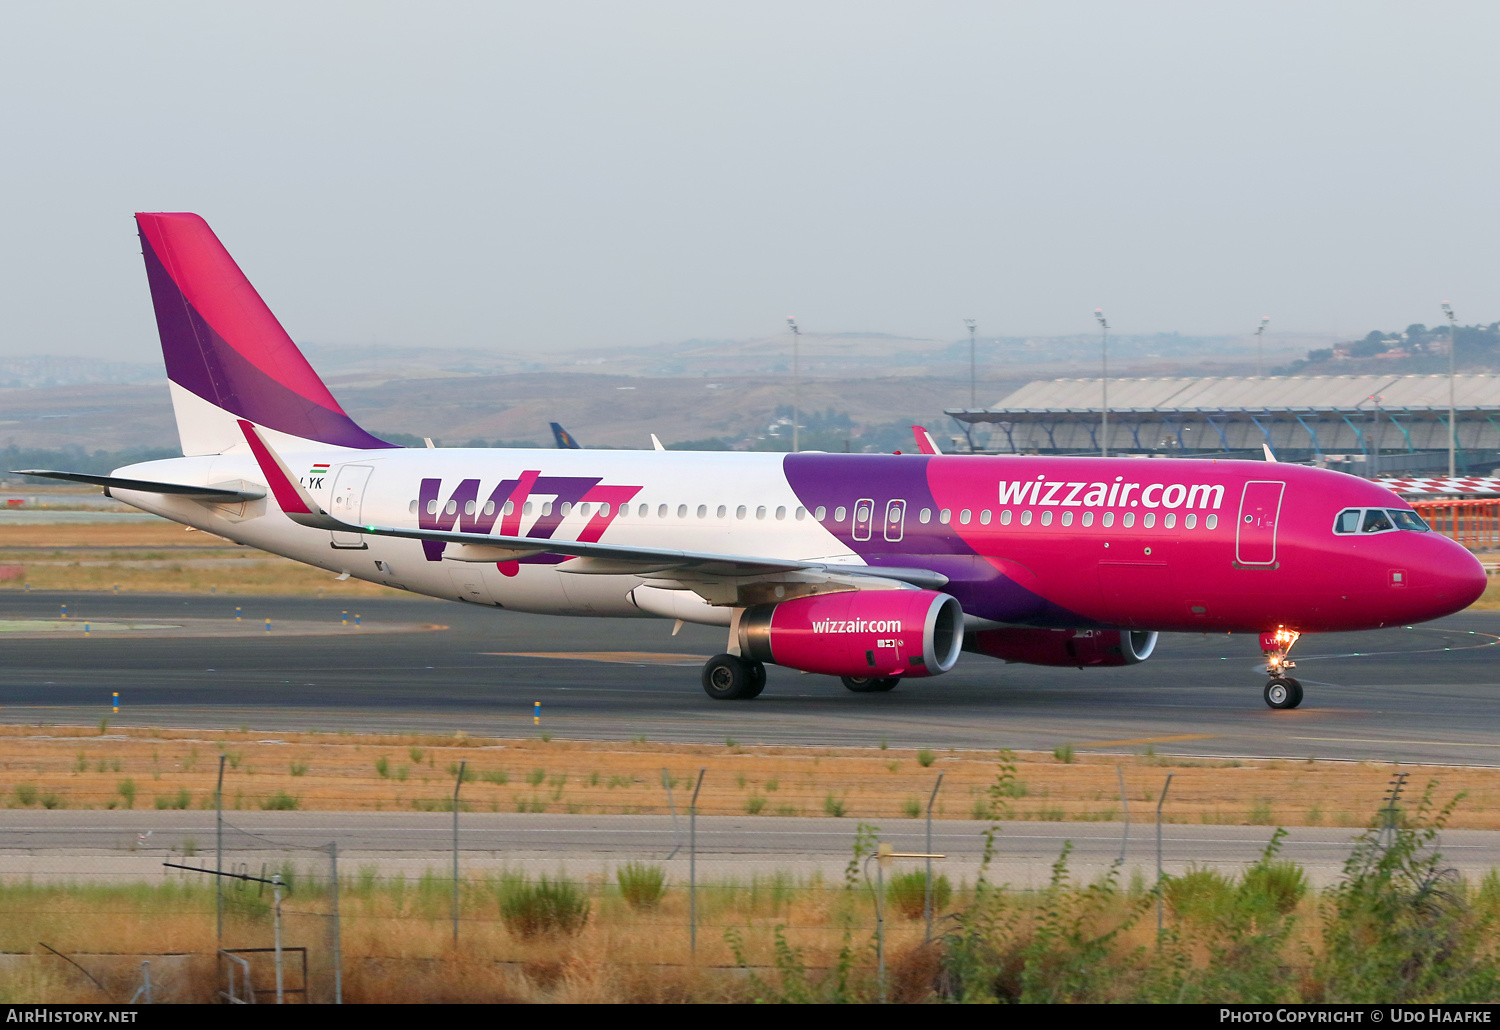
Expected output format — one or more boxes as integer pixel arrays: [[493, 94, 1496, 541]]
[[136, 212, 392, 453]]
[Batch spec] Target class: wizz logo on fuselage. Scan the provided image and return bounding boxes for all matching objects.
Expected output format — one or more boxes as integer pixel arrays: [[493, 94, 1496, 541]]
[[417, 473, 642, 561]]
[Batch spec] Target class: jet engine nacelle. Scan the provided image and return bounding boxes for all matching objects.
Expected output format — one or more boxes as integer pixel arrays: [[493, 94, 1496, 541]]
[[738, 589, 964, 678], [965, 627, 1158, 668]]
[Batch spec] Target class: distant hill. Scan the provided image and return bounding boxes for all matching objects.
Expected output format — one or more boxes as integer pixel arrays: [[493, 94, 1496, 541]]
[[1272, 322, 1500, 377]]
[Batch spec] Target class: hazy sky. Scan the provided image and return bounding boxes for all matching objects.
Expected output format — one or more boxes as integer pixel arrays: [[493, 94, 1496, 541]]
[[2, 1, 1497, 362]]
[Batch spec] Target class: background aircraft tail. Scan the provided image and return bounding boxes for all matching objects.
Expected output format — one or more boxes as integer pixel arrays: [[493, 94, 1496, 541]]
[[551, 422, 583, 449], [135, 212, 393, 456]]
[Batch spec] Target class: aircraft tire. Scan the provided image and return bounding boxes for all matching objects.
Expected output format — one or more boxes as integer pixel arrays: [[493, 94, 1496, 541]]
[[841, 675, 884, 693], [870, 677, 899, 692], [702, 654, 754, 700], [1263, 677, 1302, 710], [744, 662, 767, 698]]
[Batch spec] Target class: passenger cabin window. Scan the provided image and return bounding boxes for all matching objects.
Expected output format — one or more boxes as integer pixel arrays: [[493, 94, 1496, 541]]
[[814, 506, 827, 521]]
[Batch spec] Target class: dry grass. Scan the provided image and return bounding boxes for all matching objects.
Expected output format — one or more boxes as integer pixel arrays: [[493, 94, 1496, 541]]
[[0, 872, 933, 1003], [1, 724, 1498, 828], [0, 522, 402, 596]]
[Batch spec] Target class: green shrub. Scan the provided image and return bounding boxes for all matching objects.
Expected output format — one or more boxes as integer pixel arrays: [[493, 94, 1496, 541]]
[[902, 798, 921, 819], [916, 749, 936, 768], [153, 789, 190, 811], [116, 779, 135, 809], [1316, 781, 1500, 1003], [1166, 865, 1236, 923], [616, 862, 667, 909], [1240, 859, 1308, 916], [1052, 743, 1076, 764], [260, 791, 300, 811], [745, 795, 766, 815], [14, 783, 38, 807], [288, 762, 308, 777], [886, 870, 952, 920], [39, 792, 64, 810], [527, 768, 546, 786], [409, 747, 424, 764], [481, 769, 508, 785], [498, 875, 590, 937], [823, 795, 847, 818], [374, 757, 390, 778]]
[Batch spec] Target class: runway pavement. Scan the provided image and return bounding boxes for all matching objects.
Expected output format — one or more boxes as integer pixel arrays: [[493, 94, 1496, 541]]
[[4, 810, 1495, 888], [1, 591, 1498, 765]]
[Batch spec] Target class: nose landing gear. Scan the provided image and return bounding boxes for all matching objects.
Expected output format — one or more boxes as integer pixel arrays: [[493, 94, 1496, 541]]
[[1260, 628, 1303, 710]]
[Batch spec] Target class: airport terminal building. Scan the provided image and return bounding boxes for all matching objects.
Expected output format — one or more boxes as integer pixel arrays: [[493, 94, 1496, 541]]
[[947, 374, 1500, 476]]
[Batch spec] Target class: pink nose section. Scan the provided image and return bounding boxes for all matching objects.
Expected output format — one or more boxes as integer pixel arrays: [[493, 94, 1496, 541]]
[[1432, 542, 1488, 613]]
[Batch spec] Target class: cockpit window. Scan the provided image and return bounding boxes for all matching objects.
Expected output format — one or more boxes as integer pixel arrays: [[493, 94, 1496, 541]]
[[1388, 508, 1430, 532], [1334, 507, 1429, 535]]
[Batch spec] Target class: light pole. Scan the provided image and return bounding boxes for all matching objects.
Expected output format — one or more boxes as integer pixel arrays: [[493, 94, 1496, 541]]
[[964, 318, 978, 410], [1365, 393, 1385, 474], [1442, 302, 1458, 477], [1254, 316, 1270, 377], [1095, 309, 1110, 457], [786, 317, 801, 453]]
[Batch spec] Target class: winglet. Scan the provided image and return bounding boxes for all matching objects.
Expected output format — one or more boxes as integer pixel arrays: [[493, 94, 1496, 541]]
[[911, 426, 942, 455], [237, 420, 343, 528], [1262, 443, 1278, 463], [651, 434, 666, 452]]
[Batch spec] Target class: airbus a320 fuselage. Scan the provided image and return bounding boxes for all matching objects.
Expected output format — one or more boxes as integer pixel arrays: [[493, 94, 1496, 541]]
[[22, 213, 1487, 709]]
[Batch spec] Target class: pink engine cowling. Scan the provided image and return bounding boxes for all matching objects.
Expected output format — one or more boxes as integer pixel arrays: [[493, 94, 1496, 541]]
[[965, 627, 1158, 668], [737, 589, 964, 678]]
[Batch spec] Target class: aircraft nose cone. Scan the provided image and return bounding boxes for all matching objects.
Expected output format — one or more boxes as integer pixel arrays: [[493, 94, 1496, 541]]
[[1429, 540, 1488, 614]]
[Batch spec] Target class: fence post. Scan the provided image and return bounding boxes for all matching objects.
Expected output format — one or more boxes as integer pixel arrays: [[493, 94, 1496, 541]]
[[453, 760, 465, 944], [329, 842, 342, 1005], [216, 754, 225, 945], [273, 874, 285, 1005], [923, 772, 944, 940], [689, 767, 705, 958], [1117, 765, 1130, 866], [1155, 773, 1173, 939]]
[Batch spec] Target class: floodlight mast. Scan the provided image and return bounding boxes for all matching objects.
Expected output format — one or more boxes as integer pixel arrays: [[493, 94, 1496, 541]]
[[1254, 316, 1270, 377], [1442, 302, 1457, 477], [786, 317, 801, 454], [1095, 309, 1110, 458], [964, 318, 978, 410]]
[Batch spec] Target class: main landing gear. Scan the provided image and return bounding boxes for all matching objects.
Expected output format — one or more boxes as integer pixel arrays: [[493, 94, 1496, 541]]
[[1260, 628, 1303, 710], [701, 654, 767, 700], [841, 675, 899, 693]]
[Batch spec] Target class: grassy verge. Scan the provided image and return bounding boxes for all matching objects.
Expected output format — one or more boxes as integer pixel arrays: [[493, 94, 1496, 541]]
[[5, 724, 1500, 829]]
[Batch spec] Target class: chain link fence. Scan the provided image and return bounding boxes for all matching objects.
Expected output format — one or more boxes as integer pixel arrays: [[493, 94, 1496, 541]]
[[1, 749, 1482, 1003]]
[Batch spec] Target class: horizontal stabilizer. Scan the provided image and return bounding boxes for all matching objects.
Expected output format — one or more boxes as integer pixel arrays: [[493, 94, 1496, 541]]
[[11, 470, 265, 502]]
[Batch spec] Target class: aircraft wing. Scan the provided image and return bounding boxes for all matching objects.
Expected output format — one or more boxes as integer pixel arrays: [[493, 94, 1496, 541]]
[[348, 518, 948, 589], [11, 470, 265, 502]]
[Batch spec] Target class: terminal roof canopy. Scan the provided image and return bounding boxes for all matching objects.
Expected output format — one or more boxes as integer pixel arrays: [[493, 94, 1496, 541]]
[[949, 374, 1500, 419]]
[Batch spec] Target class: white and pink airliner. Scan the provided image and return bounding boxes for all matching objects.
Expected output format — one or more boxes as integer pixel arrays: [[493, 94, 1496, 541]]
[[19, 214, 1487, 708]]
